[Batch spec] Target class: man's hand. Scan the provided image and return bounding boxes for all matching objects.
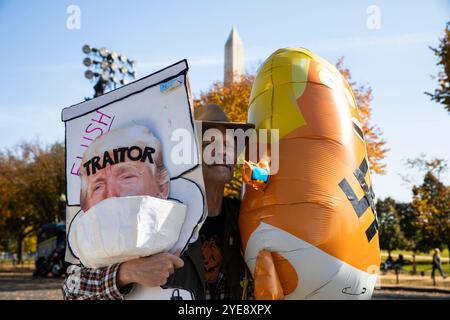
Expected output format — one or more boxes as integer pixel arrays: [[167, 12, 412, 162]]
[[117, 252, 184, 289]]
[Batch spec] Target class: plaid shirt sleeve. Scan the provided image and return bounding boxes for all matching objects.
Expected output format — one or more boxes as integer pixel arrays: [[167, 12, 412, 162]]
[[62, 263, 126, 300]]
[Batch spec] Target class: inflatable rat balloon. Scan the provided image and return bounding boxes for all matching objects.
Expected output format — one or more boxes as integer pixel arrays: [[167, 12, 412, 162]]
[[239, 48, 380, 300]]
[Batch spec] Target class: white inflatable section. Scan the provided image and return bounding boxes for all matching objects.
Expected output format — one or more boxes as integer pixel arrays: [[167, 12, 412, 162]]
[[245, 222, 379, 300]]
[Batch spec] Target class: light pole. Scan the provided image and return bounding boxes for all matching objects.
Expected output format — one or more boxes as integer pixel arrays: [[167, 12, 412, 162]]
[[82, 44, 136, 97]]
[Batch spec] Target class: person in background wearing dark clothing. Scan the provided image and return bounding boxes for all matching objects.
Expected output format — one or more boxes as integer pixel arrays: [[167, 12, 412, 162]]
[[431, 248, 446, 281], [394, 254, 405, 269], [393, 254, 405, 284], [382, 254, 394, 273], [194, 104, 254, 300]]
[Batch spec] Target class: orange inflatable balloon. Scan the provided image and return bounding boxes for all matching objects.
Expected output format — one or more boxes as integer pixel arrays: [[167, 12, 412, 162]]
[[239, 48, 380, 300]]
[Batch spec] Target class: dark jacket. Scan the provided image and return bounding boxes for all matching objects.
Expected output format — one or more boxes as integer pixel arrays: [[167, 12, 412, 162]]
[[166, 197, 249, 300], [432, 253, 441, 267]]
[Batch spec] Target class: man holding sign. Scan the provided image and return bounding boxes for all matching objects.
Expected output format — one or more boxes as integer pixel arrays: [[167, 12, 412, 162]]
[[63, 104, 254, 300]]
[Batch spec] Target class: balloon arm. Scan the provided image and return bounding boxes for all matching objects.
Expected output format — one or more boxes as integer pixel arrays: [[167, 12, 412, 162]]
[[254, 250, 285, 300], [242, 160, 270, 191]]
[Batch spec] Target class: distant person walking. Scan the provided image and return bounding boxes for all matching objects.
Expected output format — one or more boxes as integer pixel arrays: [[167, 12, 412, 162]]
[[431, 248, 446, 283]]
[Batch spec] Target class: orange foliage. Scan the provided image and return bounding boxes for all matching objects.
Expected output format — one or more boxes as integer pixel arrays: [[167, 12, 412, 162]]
[[194, 74, 254, 123]]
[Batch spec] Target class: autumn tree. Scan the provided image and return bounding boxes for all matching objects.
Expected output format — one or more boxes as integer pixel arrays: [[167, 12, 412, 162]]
[[377, 197, 407, 255], [411, 171, 450, 264], [395, 202, 423, 252], [426, 21, 450, 113], [399, 153, 448, 198], [194, 74, 255, 124], [0, 146, 35, 260], [0, 142, 65, 262], [336, 58, 388, 174]]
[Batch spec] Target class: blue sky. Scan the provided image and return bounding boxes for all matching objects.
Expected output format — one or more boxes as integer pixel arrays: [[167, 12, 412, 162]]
[[0, 0, 449, 202]]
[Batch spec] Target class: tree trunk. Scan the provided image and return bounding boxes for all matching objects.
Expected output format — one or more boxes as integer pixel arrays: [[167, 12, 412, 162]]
[[448, 244, 450, 274], [16, 234, 23, 265]]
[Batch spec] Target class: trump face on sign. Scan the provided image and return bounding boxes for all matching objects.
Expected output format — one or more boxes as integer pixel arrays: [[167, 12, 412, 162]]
[[79, 125, 170, 212]]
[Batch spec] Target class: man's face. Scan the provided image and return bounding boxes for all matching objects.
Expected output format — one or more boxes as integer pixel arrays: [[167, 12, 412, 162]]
[[81, 156, 162, 212], [201, 126, 235, 184]]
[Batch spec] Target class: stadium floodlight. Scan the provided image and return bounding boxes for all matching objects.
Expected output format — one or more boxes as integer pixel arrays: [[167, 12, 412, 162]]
[[99, 47, 109, 58], [82, 44, 91, 54], [110, 62, 119, 71], [110, 51, 118, 60], [83, 57, 92, 67], [84, 70, 94, 80], [82, 44, 136, 97], [101, 71, 110, 81], [100, 60, 109, 70], [119, 54, 128, 62], [112, 74, 121, 84]]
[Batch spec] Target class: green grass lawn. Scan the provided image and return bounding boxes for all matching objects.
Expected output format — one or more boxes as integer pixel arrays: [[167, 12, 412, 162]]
[[380, 249, 450, 276], [401, 263, 449, 275], [381, 249, 450, 263]]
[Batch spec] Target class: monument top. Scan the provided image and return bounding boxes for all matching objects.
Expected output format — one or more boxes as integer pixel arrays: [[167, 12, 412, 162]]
[[224, 27, 244, 85]]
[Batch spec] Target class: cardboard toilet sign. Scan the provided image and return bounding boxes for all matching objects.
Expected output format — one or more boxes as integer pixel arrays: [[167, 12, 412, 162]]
[[61, 60, 206, 300]]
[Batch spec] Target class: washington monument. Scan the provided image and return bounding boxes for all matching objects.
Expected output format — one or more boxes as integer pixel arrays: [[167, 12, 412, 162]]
[[224, 27, 244, 85]]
